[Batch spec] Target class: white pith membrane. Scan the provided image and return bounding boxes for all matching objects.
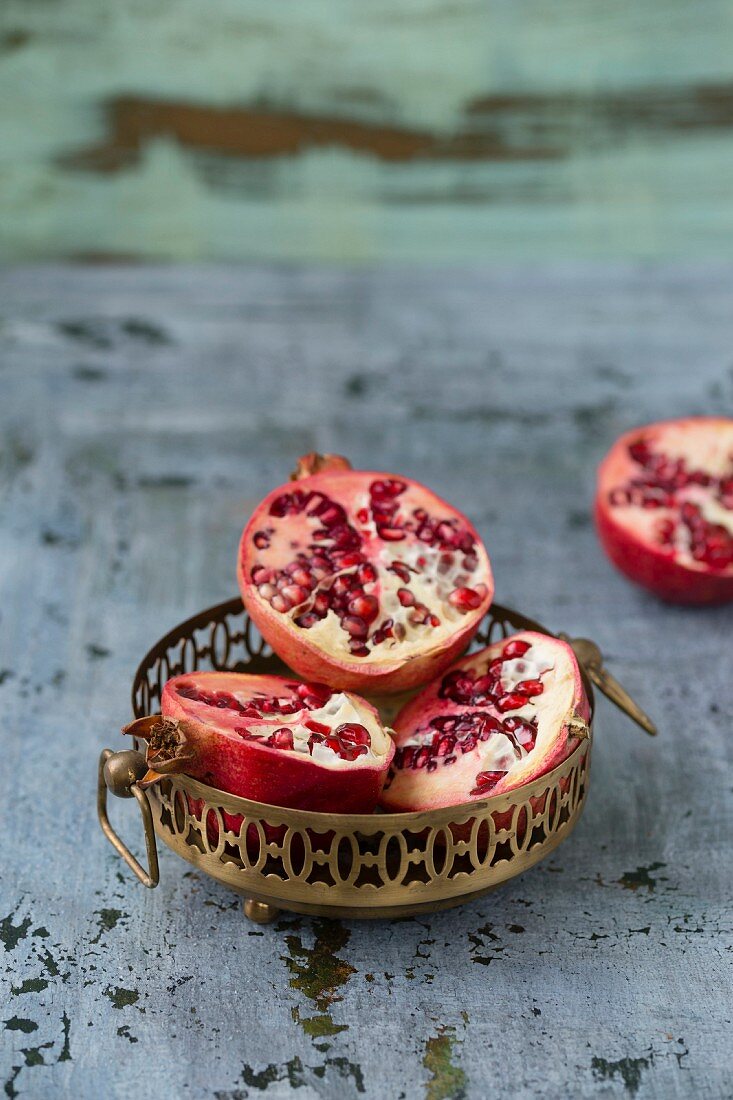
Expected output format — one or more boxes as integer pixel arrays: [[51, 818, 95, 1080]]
[[602, 420, 733, 572], [241, 472, 493, 668], [382, 632, 584, 809], [163, 672, 392, 771]]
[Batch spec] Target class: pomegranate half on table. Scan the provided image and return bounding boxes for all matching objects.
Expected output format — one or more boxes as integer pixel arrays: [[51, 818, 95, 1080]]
[[238, 454, 494, 693], [125, 671, 394, 814], [380, 632, 590, 812], [595, 417, 733, 605]]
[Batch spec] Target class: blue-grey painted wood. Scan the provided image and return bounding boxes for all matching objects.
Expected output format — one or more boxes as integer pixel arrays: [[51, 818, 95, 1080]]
[[0, 264, 731, 1098], [2, 1, 733, 261]]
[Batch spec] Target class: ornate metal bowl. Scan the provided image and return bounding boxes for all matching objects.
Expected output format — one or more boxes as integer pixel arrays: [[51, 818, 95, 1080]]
[[98, 597, 655, 923]]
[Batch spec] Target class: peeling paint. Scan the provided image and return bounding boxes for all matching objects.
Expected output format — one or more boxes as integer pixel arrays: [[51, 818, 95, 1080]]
[[423, 1027, 467, 1100], [591, 1054, 651, 1095], [618, 863, 668, 892]]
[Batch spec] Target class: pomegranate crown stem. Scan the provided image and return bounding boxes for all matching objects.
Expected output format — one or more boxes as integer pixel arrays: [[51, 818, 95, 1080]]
[[122, 715, 196, 788], [290, 453, 352, 480]]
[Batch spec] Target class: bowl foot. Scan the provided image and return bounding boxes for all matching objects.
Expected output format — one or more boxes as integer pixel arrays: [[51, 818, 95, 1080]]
[[244, 898, 279, 925]]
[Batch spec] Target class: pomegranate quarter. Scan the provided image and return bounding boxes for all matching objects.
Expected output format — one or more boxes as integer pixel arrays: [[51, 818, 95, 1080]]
[[238, 454, 494, 693], [126, 672, 394, 814], [381, 632, 590, 812], [595, 417, 733, 605]]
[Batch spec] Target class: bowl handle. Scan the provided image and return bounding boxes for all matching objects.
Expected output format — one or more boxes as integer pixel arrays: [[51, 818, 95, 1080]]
[[97, 749, 160, 888], [559, 635, 658, 736]]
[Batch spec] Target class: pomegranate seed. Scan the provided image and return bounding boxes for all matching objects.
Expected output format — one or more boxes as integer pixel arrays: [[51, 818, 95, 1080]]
[[336, 722, 371, 746], [332, 575, 354, 596], [472, 674, 496, 696], [448, 586, 482, 611], [281, 584, 309, 605], [471, 771, 504, 796], [502, 639, 531, 659], [270, 727, 294, 750], [357, 563, 377, 585], [370, 478, 406, 499], [397, 587, 415, 606], [348, 593, 379, 622], [271, 594, 292, 613], [409, 606, 429, 625], [378, 526, 406, 541], [462, 554, 478, 572], [258, 583, 277, 599], [438, 553, 454, 574], [343, 614, 368, 638], [436, 736, 455, 756], [497, 692, 529, 712], [459, 736, 477, 753], [313, 592, 330, 614], [504, 718, 537, 750], [515, 679, 543, 697], [289, 567, 313, 587], [318, 503, 347, 527], [338, 551, 364, 568], [389, 561, 412, 583], [251, 565, 272, 585], [349, 642, 370, 657], [428, 614, 441, 627], [296, 681, 331, 704], [304, 719, 330, 735], [356, 507, 369, 524], [295, 612, 319, 628], [414, 747, 431, 769], [253, 530, 270, 549]]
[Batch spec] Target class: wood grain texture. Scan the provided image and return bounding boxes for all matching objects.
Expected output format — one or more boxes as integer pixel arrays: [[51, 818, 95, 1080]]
[[0, 263, 731, 1099], [2, 0, 733, 261]]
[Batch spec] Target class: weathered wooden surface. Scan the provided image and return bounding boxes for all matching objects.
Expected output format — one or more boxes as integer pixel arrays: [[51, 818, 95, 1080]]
[[0, 263, 731, 1098], [2, 1, 733, 261]]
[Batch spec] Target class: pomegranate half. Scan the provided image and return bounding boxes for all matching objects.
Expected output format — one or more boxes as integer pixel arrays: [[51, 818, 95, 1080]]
[[238, 455, 494, 693], [380, 632, 589, 812], [126, 671, 394, 813], [595, 417, 733, 605]]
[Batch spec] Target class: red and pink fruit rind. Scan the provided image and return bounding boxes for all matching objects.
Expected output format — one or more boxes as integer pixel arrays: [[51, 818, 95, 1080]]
[[595, 417, 733, 605], [238, 456, 494, 693], [159, 671, 394, 816], [380, 631, 589, 825]]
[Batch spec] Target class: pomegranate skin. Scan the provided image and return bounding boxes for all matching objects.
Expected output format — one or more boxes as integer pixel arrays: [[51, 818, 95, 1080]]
[[238, 459, 494, 693], [595, 417, 733, 606], [159, 672, 394, 814], [595, 497, 733, 606], [381, 631, 590, 814]]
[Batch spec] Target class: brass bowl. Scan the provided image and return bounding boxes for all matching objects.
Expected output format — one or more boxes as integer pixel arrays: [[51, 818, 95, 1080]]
[[99, 597, 655, 922]]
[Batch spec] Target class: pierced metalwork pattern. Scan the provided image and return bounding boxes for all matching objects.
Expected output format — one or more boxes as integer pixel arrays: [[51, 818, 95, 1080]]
[[130, 597, 592, 917]]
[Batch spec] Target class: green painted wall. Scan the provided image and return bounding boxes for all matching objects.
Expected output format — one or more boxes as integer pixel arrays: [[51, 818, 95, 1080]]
[[2, 0, 733, 261]]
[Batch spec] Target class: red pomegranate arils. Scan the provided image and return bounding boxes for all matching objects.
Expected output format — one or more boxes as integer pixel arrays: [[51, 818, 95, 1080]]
[[470, 770, 505, 796], [382, 632, 590, 812], [269, 727, 294, 750], [596, 417, 733, 604], [514, 679, 544, 697], [239, 455, 493, 691], [136, 671, 394, 814]]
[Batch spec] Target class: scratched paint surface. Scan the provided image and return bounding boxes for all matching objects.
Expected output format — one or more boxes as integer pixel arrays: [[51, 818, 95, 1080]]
[[0, 264, 731, 1098], [2, 2, 733, 261]]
